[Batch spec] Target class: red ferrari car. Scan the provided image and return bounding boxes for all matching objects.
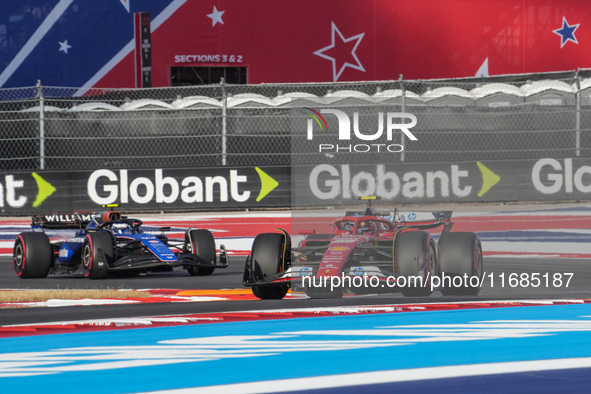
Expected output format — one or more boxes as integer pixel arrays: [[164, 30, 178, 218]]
[[243, 197, 483, 299]]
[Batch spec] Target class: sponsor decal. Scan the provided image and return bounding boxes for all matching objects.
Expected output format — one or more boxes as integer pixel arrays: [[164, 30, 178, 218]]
[[532, 158, 591, 194], [321, 258, 342, 263], [298, 267, 312, 276], [309, 162, 500, 200], [329, 246, 350, 252], [87, 167, 278, 206], [352, 267, 365, 276], [0, 173, 55, 209], [88, 169, 250, 205], [331, 236, 367, 243], [42, 214, 96, 223]]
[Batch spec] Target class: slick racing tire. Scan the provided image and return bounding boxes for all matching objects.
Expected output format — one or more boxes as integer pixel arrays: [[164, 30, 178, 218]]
[[439, 232, 483, 296], [82, 233, 113, 279], [250, 233, 289, 300], [13, 232, 52, 278], [186, 229, 217, 276], [395, 231, 437, 297]]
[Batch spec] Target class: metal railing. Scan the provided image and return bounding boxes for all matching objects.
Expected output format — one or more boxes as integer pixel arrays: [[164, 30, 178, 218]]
[[1, 71, 590, 171]]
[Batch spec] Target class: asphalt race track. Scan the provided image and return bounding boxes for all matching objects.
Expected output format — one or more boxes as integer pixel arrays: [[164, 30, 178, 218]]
[[2, 206, 591, 393], [2, 254, 591, 326], [2, 205, 591, 326]]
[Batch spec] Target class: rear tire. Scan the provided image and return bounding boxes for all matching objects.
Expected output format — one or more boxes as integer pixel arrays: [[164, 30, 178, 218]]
[[250, 233, 289, 299], [13, 232, 52, 278], [395, 231, 436, 296], [186, 229, 217, 276], [82, 232, 112, 279], [439, 232, 483, 296]]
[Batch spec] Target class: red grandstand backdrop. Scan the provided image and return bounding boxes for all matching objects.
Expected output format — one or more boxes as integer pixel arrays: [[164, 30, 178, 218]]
[[2, 1, 590, 90]]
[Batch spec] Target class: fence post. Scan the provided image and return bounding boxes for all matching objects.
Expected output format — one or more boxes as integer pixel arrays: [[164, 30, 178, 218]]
[[400, 74, 405, 162], [575, 70, 581, 157], [36, 80, 45, 170], [220, 77, 227, 166]]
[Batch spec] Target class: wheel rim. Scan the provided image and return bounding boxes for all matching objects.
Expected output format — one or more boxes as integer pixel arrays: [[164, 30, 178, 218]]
[[474, 245, 483, 279], [13, 243, 24, 271], [417, 245, 436, 288], [427, 245, 436, 277], [82, 244, 91, 271]]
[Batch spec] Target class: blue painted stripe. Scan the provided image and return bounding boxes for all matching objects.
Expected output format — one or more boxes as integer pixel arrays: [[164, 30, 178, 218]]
[[2, 304, 591, 393]]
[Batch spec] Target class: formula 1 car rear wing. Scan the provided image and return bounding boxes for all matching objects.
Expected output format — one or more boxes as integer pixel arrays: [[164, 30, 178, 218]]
[[393, 210, 454, 232], [345, 196, 454, 231], [345, 196, 392, 218], [32, 213, 97, 230], [393, 210, 452, 223]]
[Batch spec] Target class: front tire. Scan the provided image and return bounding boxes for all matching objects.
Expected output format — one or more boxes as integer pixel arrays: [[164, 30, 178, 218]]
[[250, 233, 289, 299], [439, 232, 483, 296], [82, 233, 112, 279], [395, 231, 436, 296], [186, 229, 217, 276], [13, 232, 52, 278]]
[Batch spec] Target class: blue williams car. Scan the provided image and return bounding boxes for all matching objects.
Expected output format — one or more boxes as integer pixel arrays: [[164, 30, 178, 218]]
[[13, 210, 228, 279]]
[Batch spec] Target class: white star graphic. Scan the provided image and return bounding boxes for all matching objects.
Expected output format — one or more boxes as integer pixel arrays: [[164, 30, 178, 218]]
[[314, 22, 365, 82], [207, 6, 225, 27], [58, 40, 72, 54], [118, 0, 130, 13]]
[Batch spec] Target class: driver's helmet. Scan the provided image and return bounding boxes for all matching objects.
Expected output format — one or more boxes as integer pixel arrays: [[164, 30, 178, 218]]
[[357, 221, 376, 234], [112, 222, 132, 234]]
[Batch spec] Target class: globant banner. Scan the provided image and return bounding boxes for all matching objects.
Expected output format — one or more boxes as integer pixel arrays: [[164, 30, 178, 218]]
[[292, 158, 591, 206], [0, 159, 589, 214], [0, 166, 290, 214]]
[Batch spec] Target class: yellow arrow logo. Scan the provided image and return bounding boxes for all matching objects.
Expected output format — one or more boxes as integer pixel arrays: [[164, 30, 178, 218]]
[[255, 167, 278, 202], [476, 161, 500, 197], [32, 173, 56, 207]]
